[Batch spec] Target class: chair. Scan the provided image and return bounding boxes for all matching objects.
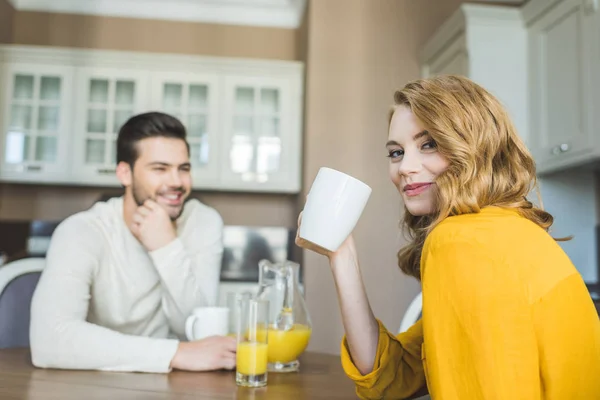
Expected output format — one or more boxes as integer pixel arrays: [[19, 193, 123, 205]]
[[0, 258, 45, 349], [398, 292, 423, 334]]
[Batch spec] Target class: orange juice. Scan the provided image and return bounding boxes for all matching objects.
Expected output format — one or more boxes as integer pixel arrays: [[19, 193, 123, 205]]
[[263, 324, 312, 363], [236, 342, 268, 375]]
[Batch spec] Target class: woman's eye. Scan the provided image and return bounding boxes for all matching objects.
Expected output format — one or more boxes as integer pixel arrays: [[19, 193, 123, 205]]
[[387, 149, 404, 159], [422, 140, 437, 150]]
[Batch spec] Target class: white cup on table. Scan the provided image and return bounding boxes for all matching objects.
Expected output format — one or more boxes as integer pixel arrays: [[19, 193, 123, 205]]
[[185, 307, 229, 341]]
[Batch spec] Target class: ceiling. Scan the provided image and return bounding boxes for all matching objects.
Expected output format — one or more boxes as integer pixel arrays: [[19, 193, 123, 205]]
[[5, 0, 308, 29]]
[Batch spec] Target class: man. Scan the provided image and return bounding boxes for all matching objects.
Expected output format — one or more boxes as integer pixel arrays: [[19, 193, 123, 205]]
[[30, 112, 236, 373]]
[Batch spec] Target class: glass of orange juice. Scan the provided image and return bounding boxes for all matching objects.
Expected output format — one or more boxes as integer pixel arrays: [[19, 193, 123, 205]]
[[235, 298, 269, 388]]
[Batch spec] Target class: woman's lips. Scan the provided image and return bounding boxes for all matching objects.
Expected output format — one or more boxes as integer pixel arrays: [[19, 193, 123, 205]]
[[403, 183, 433, 197]]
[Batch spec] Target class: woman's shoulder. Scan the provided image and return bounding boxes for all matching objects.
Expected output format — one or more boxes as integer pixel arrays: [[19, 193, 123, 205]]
[[425, 206, 549, 251], [422, 207, 579, 304]]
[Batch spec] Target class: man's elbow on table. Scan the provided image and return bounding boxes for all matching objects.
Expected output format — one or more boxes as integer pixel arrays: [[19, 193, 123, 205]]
[[29, 306, 68, 369], [30, 332, 57, 369]]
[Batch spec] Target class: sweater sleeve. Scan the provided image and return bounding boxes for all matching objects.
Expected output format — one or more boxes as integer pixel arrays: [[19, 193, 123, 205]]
[[149, 205, 224, 339], [30, 216, 179, 373], [340, 319, 426, 399]]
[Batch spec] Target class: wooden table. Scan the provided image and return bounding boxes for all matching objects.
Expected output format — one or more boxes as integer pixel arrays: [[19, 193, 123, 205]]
[[0, 348, 358, 399]]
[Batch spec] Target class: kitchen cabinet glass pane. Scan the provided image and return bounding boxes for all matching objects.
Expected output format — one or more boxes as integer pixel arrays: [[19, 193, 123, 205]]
[[235, 88, 254, 113], [190, 140, 209, 166], [9, 105, 32, 130], [260, 89, 279, 113], [188, 114, 206, 138], [163, 83, 183, 110], [230, 136, 253, 174], [87, 109, 108, 133], [257, 137, 281, 174], [5, 132, 29, 163], [109, 139, 117, 165], [38, 106, 60, 132], [234, 116, 253, 136], [261, 117, 279, 137], [86, 139, 106, 164], [35, 136, 57, 162], [189, 85, 208, 109], [13, 75, 34, 100], [89, 80, 109, 104], [113, 109, 133, 133], [115, 81, 135, 105], [40, 77, 61, 101]]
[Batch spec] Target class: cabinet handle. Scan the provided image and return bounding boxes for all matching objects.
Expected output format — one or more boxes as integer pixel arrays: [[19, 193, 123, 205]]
[[97, 167, 116, 175], [551, 144, 571, 155], [26, 165, 42, 172]]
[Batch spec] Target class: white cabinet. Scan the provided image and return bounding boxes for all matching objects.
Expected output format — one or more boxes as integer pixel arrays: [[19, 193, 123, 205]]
[[526, 0, 600, 174], [150, 72, 220, 188], [421, 4, 529, 145], [422, 34, 468, 77], [72, 68, 150, 186], [220, 75, 301, 193], [0, 46, 304, 193], [0, 63, 73, 182]]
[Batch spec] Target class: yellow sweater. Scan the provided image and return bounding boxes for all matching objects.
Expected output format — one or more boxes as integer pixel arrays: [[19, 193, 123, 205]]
[[341, 207, 600, 399]]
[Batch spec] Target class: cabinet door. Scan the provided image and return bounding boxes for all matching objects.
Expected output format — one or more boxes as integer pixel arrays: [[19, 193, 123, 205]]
[[0, 64, 73, 182], [529, 0, 596, 173], [72, 68, 150, 186], [150, 73, 220, 187], [220, 76, 301, 193]]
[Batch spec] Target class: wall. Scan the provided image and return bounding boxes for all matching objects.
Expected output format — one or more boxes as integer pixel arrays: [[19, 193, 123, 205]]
[[0, 184, 298, 227], [0, 0, 14, 44], [540, 169, 599, 284], [303, 0, 466, 354], [0, 9, 304, 227], [12, 11, 299, 60]]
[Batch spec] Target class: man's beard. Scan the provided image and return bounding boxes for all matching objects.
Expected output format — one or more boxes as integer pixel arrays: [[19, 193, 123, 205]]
[[131, 181, 186, 221]]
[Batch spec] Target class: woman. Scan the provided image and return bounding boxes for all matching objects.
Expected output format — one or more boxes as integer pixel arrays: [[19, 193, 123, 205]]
[[297, 75, 600, 399]]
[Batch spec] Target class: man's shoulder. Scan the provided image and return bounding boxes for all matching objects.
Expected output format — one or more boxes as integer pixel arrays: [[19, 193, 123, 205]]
[[53, 197, 122, 239]]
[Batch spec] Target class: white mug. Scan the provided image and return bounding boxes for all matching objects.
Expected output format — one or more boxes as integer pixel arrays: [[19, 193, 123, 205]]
[[299, 167, 372, 252], [185, 307, 229, 341]]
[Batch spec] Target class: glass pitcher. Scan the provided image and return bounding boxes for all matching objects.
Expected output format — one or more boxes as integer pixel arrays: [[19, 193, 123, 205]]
[[256, 259, 312, 372]]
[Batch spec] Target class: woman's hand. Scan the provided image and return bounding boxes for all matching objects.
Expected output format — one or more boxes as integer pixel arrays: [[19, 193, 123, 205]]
[[294, 212, 357, 263]]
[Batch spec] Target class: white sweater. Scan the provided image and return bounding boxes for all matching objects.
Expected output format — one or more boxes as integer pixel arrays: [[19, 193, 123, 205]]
[[30, 197, 224, 373]]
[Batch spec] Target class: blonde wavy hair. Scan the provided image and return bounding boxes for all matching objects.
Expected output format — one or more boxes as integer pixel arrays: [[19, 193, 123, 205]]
[[393, 75, 557, 280]]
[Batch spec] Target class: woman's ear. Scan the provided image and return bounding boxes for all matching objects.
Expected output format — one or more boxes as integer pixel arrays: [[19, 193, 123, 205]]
[[116, 161, 132, 187]]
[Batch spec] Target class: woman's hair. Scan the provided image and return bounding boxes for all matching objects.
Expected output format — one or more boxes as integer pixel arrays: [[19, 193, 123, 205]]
[[393, 75, 557, 280]]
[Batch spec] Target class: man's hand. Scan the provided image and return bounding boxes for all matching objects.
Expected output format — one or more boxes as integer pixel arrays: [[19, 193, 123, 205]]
[[130, 200, 177, 252], [170, 336, 237, 371]]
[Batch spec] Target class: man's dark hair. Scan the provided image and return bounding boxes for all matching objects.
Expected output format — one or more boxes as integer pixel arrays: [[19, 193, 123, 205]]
[[116, 112, 189, 167]]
